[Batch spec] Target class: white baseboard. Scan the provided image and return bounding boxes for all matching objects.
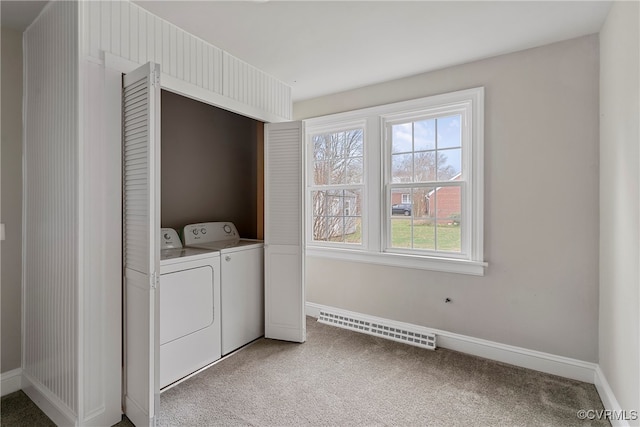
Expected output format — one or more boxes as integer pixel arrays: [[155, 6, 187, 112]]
[[21, 370, 77, 426], [305, 302, 323, 318], [1, 368, 22, 396], [594, 366, 635, 427], [434, 330, 597, 383], [306, 302, 596, 383]]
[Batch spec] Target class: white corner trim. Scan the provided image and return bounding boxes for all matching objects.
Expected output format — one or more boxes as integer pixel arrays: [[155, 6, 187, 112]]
[[21, 370, 77, 426], [1, 368, 22, 397], [305, 302, 597, 383], [594, 366, 633, 427]]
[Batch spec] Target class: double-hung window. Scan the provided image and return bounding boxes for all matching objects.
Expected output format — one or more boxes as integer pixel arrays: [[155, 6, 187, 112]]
[[307, 121, 366, 246], [384, 109, 467, 257], [305, 88, 485, 275]]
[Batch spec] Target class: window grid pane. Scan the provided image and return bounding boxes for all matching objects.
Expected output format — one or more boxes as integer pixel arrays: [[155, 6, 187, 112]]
[[389, 185, 462, 252], [312, 189, 362, 244], [310, 127, 364, 246], [312, 129, 364, 186], [389, 113, 464, 254]]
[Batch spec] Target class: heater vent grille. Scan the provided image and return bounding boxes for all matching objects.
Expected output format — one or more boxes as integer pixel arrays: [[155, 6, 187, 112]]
[[318, 310, 436, 350]]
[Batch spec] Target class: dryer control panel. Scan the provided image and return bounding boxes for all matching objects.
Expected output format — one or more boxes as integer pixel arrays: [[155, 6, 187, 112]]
[[161, 228, 183, 249], [183, 222, 239, 245]]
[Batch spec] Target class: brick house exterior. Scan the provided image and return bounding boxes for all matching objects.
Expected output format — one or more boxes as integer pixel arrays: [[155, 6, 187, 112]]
[[426, 173, 461, 224], [392, 174, 461, 223], [391, 192, 412, 205]]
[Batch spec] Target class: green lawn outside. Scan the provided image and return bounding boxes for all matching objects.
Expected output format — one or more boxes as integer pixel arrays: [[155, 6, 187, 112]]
[[326, 218, 460, 252], [391, 219, 461, 252]]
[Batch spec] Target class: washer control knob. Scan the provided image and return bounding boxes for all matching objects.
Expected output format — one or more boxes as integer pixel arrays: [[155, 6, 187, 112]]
[[192, 228, 198, 235], [163, 233, 170, 240], [223, 224, 232, 234], [225, 256, 231, 262], [201, 228, 207, 235]]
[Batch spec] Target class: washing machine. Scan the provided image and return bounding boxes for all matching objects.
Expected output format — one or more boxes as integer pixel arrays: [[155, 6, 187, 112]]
[[183, 222, 264, 356], [159, 228, 221, 388]]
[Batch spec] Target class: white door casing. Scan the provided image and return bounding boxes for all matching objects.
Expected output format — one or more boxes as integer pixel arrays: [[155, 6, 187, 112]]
[[264, 122, 306, 343], [122, 62, 161, 427]]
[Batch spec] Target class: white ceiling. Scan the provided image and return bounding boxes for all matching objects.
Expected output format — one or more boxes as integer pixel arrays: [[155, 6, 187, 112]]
[[2, 1, 612, 102], [134, 1, 611, 102]]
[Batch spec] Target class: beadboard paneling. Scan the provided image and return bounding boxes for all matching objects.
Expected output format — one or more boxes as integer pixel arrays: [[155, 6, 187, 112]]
[[82, 1, 291, 120], [23, 0, 79, 416], [80, 60, 105, 420], [78, 59, 122, 425], [223, 53, 292, 121], [84, 0, 223, 96]]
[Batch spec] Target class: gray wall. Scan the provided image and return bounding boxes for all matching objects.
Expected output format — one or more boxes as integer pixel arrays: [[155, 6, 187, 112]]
[[295, 35, 600, 362], [599, 1, 639, 414], [1, 27, 23, 373], [161, 90, 260, 238]]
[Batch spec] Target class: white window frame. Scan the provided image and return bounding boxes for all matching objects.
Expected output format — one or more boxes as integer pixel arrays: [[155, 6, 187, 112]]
[[305, 119, 367, 249], [383, 103, 470, 259], [304, 88, 486, 276], [401, 194, 411, 204]]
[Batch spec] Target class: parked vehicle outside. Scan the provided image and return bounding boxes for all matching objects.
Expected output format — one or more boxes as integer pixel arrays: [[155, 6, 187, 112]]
[[392, 203, 412, 216]]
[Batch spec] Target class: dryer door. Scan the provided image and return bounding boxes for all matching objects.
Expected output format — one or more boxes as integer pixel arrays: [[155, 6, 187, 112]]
[[160, 266, 215, 345], [159, 262, 220, 388]]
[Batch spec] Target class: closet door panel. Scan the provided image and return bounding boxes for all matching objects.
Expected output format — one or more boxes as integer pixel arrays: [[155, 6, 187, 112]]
[[264, 122, 305, 343], [122, 61, 161, 427]]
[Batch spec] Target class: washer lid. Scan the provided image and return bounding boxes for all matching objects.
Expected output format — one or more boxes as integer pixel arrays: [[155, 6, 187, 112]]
[[187, 239, 264, 253], [160, 247, 220, 262]]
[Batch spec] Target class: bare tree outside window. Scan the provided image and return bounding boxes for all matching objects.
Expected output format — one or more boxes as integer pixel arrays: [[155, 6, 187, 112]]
[[311, 129, 363, 243]]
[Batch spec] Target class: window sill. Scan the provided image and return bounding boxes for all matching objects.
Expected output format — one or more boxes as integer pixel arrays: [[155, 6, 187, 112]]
[[305, 247, 487, 276]]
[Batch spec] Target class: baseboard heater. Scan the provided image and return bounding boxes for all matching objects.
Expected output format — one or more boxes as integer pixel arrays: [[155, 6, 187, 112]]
[[318, 310, 436, 350]]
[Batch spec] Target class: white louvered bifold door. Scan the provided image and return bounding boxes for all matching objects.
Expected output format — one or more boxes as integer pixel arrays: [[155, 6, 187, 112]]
[[264, 122, 306, 343], [123, 62, 161, 427]]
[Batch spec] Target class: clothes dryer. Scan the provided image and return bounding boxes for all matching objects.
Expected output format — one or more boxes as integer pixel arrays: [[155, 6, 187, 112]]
[[159, 228, 221, 388], [183, 222, 264, 355]]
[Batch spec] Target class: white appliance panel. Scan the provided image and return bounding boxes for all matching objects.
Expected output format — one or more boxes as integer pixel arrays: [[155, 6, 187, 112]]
[[159, 254, 221, 388], [160, 266, 214, 345], [161, 247, 217, 263], [183, 221, 265, 355], [161, 228, 183, 249], [187, 239, 263, 252], [183, 221, 239, 245], [220, 247, 264, 355]]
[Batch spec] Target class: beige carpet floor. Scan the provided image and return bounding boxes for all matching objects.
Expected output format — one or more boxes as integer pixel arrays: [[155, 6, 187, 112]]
[[0, 317, 608, 426], [159, 317, 609, 426]]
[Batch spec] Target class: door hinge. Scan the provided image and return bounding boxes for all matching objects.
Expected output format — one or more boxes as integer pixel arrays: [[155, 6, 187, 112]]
[[151, 70, 160, 87], [150, 271, 159, 290]]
